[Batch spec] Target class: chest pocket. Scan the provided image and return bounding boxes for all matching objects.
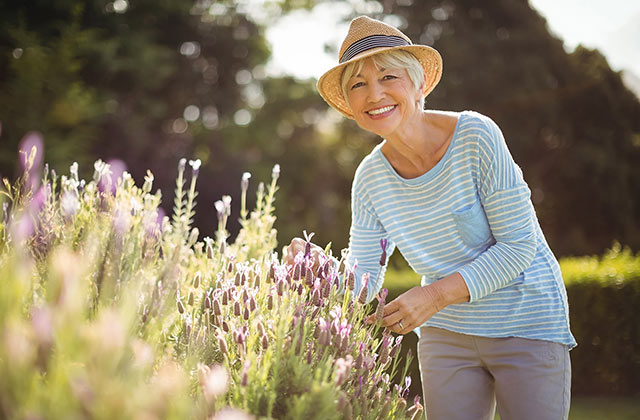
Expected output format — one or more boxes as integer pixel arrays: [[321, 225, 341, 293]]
[[452, 198, 494, 248]]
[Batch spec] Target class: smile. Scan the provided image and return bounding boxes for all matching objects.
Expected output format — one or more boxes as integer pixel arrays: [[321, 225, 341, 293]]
[[366, 105, 396, 116]]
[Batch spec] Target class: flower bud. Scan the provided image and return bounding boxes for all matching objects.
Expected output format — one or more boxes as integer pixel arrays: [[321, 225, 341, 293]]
[[257, 321, 266, 337], [222, 321, 229, 332], [206, 242, 214, 259], [193, 271, 201, 288], [205, 296, 212, 310], [233, 300, 241, 317], [276, 280, 284, 296], [379, 342, 390, 365], [347, 270, 355, 291], [213, 298, 222, 316], [241, 172, 251, 193], [243, 307, 250, 321], [358, 274, 369, 304], [323, 280, 331, 298], [188, 291, 194, 306], [320, 329, 331, 347], [305, 266, 313, 286], [293, 263, 301, 281], [333, 356, 353, 386], [312, 288, 321, 307], [306, 345, 313, 364], [217, 335, 228, 354], [188, 228, 199, 247], [397, 398, 407, 413], [380, 396, 391, 418], [267, 294, 273, 310], [235, 272, 242, 286], [222, 289, 229, 305], [177, 299, 185, 314], [261, 333, 269, 350]]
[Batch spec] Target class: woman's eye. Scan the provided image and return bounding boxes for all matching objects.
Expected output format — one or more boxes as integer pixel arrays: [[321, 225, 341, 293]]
[[351, 82, 364, 89], [383, 75, 397, 80]]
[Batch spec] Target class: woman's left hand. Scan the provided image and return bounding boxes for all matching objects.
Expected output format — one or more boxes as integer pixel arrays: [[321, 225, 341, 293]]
[[367, 285, 442, 334]]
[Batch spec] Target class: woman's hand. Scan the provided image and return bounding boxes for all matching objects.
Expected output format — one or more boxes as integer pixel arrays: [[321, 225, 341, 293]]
[[283, 237, 324, 271], [369, 285, 443, 334], [367, 272, 470, 334]]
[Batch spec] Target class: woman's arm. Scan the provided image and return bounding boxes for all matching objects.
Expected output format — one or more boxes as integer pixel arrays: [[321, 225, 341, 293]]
[[367, 272, 470, 334]]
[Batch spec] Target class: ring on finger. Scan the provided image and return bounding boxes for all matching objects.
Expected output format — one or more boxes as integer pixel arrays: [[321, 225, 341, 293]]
[[398, 320, 404, 330]]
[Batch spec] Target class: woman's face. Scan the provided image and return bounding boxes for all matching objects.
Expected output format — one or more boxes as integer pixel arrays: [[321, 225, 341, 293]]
[[345, 58, 423, 138]]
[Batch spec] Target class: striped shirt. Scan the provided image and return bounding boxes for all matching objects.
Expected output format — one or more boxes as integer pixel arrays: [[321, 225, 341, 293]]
[[347, 110, 576, 348]]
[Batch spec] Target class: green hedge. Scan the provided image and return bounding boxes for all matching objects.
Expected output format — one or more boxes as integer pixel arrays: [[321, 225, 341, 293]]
[[383, 244, 640, 397]]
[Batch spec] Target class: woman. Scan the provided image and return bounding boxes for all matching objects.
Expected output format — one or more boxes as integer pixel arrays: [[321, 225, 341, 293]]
[[286, 16, 575, 420]]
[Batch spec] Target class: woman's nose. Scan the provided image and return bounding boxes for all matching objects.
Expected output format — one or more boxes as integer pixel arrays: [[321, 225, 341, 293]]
[[366, 82, 384, 103]]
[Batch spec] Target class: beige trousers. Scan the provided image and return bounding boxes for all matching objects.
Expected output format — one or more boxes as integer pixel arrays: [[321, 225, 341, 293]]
[[418, 326, 571, 420]]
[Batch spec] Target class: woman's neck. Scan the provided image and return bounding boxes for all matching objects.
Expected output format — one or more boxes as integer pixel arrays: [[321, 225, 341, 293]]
[[382, 110, 458, 179]]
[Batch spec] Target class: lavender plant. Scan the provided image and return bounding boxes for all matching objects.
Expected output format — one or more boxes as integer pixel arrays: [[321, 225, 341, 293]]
[[0, 153, 423, 420]]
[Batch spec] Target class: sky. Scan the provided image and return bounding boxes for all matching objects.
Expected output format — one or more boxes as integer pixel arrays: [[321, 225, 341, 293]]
[[265, 0, 640, 80]]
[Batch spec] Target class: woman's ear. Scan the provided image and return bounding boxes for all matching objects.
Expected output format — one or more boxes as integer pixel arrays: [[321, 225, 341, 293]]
[[415, 75, 426, 103]]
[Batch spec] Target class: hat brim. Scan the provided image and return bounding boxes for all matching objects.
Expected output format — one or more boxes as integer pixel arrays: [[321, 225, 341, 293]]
[[317, 44, 442, 119]]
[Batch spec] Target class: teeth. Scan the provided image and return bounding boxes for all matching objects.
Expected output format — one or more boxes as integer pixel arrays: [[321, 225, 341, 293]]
[[367, 105, 394, 115]]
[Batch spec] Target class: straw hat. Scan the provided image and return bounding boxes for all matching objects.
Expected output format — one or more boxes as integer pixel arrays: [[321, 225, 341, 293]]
[[317, 16, 442, 119]]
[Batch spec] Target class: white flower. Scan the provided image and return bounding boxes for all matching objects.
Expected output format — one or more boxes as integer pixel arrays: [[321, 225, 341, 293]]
[[189, 159, 201, 171], [61, 191, 80, 217], [130, 196, 143, 215], [70, 162, 79, 180]]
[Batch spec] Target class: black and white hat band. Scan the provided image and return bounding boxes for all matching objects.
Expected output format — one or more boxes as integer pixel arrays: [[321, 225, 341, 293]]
[[339, 34, 411, 64]]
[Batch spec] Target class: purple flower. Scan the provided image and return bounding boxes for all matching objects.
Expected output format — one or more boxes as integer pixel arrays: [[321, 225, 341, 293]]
[[217, 334, 228, 354], [358, 272, 369, 304], [317, 317, 330, 346], [333, 355, 353, 386], [303, 230, 315, 258], [379, 238, 389, 266], [375, 288, 388, 323]]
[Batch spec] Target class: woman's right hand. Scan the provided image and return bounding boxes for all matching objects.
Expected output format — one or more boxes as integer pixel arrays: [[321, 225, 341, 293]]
[[283, 237, 324, 271]]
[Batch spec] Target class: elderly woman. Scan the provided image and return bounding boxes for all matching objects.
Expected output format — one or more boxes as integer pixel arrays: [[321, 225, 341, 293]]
[[286, 16, 575, 420]]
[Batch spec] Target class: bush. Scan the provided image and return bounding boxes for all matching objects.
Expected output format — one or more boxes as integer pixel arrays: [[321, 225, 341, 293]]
[[0, 154, 424, 419], [383, 245, 640, 397], [561, 244, 640, 396]]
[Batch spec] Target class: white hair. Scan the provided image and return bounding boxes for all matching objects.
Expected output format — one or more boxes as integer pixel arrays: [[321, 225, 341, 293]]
[[340, 50, 426, 109]]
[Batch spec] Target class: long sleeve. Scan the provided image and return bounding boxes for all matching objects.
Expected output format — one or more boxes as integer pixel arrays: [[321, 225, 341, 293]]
[[346, 164, 395, 303], [457, 116, 537, 302]]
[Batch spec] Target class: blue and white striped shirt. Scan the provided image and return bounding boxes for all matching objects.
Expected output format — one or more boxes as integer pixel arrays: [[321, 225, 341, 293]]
[[347, 110, 576, 348]]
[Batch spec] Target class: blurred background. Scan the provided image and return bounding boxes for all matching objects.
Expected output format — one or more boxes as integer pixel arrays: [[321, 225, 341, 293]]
[[1, 0, 639, 414], [1, 0, 639, 258]]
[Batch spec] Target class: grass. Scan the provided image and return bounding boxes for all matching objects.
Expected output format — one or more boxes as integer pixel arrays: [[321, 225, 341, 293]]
[[492, 396, 640, 419], [568, 397, 640, 420]]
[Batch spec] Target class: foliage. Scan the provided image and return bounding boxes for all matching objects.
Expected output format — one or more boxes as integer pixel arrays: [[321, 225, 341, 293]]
[[560, 244, 640, 396], [0, 155, 424, 419]]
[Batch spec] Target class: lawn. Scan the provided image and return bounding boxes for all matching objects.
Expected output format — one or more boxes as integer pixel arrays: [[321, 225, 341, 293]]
[[568, 397, 640, 420], [492, 397, 640, 419]]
